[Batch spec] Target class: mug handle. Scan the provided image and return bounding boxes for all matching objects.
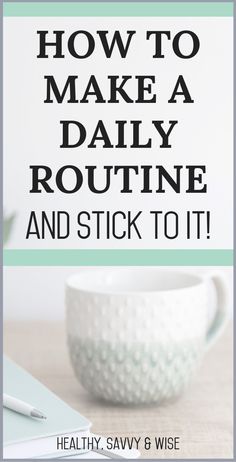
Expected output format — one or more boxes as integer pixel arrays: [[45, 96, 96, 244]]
[[205, 272, 229, 350]]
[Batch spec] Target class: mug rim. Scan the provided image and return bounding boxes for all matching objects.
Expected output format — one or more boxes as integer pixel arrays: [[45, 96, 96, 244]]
[[66, 268, 204, 296]]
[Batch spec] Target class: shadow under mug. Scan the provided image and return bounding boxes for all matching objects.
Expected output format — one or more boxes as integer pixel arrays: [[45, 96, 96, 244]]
[[66, 269, 229, 405]]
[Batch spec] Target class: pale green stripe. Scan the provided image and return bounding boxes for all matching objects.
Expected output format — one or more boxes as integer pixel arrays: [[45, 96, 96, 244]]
[[3, 2, 233, 17], [3, 249, 233, 266]]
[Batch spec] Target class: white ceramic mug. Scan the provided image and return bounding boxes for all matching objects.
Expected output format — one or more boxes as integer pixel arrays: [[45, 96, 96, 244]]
[[66, 269, 229, 404]]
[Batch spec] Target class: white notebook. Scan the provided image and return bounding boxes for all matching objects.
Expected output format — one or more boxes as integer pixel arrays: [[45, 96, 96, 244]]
[[4, 358, 140, 459], [4, 357, 91, 459]]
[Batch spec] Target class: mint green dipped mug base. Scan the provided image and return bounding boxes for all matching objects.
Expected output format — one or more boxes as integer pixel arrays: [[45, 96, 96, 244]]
[[68, 338, 204, 404], [66, 269, 229, 405]]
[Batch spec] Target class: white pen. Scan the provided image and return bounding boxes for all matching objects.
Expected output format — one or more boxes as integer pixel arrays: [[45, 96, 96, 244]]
[[3, 393, 47, 420]]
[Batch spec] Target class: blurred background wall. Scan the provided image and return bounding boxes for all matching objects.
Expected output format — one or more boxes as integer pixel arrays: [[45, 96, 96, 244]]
[[4, 266, 233, 320]]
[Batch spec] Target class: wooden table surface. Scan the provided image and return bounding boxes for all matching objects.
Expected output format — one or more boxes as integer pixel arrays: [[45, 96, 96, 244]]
[[4, 321, 233, 459]]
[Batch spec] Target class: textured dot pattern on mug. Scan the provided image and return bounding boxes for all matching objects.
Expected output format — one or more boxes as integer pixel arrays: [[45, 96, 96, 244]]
[[66, 269, 229, 404]]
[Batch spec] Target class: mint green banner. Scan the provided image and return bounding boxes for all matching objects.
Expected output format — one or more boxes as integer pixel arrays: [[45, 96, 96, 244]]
[[3, 249, 233, 266], [3, 2, 233, 17]]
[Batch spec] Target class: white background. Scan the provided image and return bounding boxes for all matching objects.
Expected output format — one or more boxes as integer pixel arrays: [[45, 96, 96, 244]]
[[3, 266, 233, 320], [3, 16, 233, 320], [4, 17, 233, 249]]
